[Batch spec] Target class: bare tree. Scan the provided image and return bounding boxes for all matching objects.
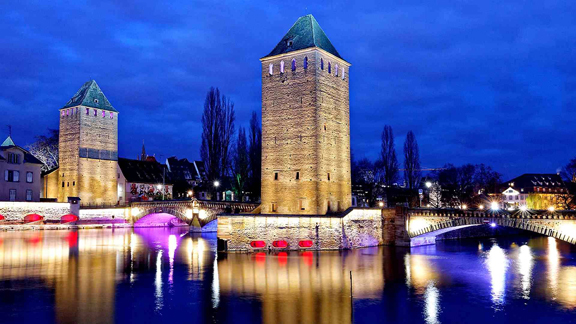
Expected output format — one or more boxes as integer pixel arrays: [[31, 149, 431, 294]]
[[200, 87, 236, 189], [28, 129, 59, 172], [561, 158, 576, 183], [201, 87, 222, 183], [232, 127, 249, 201], [248, 111, 262, 201], [380, 125, 398, 186], [403, 131, 421, 189]]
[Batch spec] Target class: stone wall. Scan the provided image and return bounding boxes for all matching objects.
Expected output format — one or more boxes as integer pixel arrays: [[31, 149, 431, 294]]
[[218, 208, 382, 251], [79, 208, 128, 221], [260, 48, 351, 215], [0, 202, 71, 221]]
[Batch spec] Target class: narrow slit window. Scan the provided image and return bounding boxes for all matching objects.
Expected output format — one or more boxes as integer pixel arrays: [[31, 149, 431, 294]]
[[341, 67, 345, 80], [335, 64, 339, 76], [328, 62, 331, 74], [280, 61, 285, 73], [269, 63, 273, 75], [93, 109, 97, 116], [304, 57, 308, 69], [320, 59, 324, 70], [296, 172, 300, 180], [274, 172, 279, 180], [86, 108, 89, 115], [327, 173, 331, 181], [291, 59, 296, 71]]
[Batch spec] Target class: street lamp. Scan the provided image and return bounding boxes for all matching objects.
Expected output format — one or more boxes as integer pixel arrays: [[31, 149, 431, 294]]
[[520, 205, 528, 212], [548, 206, 555, 212], [214, 180, 220, 188], [425, 181, 432, 188], [378, 201, 384, 208], [462, 204, 467, 210], [491, 201, 499, 211]]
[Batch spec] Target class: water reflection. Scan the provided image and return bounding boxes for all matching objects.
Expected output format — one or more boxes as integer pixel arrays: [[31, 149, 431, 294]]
[[0, 230, 575, 323], [485, 244, 508, 308]]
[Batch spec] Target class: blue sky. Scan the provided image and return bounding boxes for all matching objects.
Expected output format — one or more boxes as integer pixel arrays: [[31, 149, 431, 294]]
[[1, 0, 575, 179]]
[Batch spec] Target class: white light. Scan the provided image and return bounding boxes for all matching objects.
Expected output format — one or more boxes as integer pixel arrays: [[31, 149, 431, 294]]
[[491, 202, 499, 211], [479, 205, 484, 210], [548, 206, 555, 212], [213, 181, 220, 188], [187, 190, 193, 196], [462, 204, 467, 210], [157, 184, 162, 190], [520, 205, 528, 212], [185, 209, 193, 219], [490, 222, 497, 228], [378, 201, 384, 207], [508, 207, 515, 211], [425, 181, 432, 188], [199, 210, 207, 220]]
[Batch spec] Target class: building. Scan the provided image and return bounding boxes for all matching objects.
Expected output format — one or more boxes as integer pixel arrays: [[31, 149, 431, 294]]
[[0, 136, 43, 201], [166, 157, 207, 198], [117, 158, 173, 203], [499, 173, 570, 210], [43, 80, 119, 205], [260, 14, 352, 215]]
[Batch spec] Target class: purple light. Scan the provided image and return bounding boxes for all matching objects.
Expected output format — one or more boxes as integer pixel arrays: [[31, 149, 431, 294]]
[[490, 223, 497, 228]]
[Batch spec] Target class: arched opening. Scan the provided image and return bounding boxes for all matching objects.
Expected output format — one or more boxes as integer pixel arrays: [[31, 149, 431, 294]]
[[269, 63, 273, 75], [135, 212, 188, 227], [335, 64, 339, 76]]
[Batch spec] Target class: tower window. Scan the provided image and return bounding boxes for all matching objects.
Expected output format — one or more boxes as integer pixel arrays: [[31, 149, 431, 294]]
[[73, 181, 75, 186], [110, 112, 114, 119], [62, 182, 65, 188], [93, 109, 97, 116], [61, 110, 65, 117], [66, 109, 70, 116], [291, 59, 296, 71], [76, 107, 79, 114], [328, 62, 331, 74], [321, 59, 324, 70], [335, 64, 339, 76], [274, 172, 279, 180], [327, 173, 331, 181], [271, 203, 278, 212], [341, 67, 345, 80], [94, 98, 99, 104], [304, 57, 308, 69], [280, 61, 285, 73], [296, 172, 300, 180], [269, 63, 273, 75], [86, 108, 89, 115], [102, 110, 105, 118]]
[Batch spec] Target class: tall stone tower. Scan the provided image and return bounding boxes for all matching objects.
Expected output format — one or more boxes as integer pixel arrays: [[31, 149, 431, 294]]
[[58, 80, 119, 204], [260, 15, 351, 215]]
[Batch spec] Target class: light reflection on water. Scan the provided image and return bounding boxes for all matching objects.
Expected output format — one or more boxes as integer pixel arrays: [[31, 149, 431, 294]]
[[0, 229, 575, 324]]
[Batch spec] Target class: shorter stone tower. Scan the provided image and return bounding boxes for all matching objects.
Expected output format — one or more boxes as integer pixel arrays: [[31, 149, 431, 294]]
[[58, 80, 119, 204]]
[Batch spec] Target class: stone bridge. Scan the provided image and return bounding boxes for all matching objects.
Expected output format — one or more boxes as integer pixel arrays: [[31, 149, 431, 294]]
[[399, 207, 576, 246], [129, 200, 258, 230]]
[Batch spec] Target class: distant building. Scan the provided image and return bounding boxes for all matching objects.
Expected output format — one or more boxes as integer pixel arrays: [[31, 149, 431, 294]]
[[498, 173, 570, 210], [0, 135, 43, 201], [117, 158, 173, 203], [166, 157, 208, 199]]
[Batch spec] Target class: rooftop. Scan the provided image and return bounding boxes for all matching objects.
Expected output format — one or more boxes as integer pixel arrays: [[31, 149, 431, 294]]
[[263, 14, 344, 61], [62, 80, 118, 112]]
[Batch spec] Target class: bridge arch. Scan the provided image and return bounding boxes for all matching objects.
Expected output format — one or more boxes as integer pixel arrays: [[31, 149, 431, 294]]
[[406, 209, 576, 246]]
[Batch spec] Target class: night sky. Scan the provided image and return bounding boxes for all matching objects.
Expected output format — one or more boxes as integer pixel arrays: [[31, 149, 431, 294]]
[[1, 1, 575, 179]]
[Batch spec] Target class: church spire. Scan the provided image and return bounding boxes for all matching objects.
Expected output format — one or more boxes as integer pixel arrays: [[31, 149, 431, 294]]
[[140, 140, 147, 161]]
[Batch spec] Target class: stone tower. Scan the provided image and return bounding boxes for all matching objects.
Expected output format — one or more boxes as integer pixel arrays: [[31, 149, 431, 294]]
[[260, 15, 352, 215], [58, 80, 119, 204]]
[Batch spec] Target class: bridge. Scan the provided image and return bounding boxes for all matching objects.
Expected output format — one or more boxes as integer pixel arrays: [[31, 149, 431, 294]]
[[399, 207, 576, 246], [129, 200, 258, 231]]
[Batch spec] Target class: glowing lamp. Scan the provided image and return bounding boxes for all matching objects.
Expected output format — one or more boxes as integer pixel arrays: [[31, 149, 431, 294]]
[[490, 222, 497, 228], [272, 240, 288, 248], [520, 205, 528, 212], [187, 190, 193, 196], [425, 181, 432, 188], [548, 206, 555, 212], [214, 181, 220, 188], [250, 241, 266, 248], [479, 205, 484, 210], [298, 240, 314, 248], [378, 201, 384, 207], [462, 204, 467, 210], [491, 202, 499, 211]]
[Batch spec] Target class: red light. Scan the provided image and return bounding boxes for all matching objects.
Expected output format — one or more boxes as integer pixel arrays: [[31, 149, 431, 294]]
[[61, 214, 79, 224], [250, 241, 266, 248], [0, 215, 4, 221], [272, 240, 288, 248], [255, 252, 266, 265], [24, 214, 43, 223], [301, 251, 313, 266], [298, 240, 314, 248]]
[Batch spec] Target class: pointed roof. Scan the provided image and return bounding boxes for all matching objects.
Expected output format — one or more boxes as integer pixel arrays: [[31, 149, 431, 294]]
[[263, 14, 344, 60], [1, 136, 15, 147], [62, 80, 118, 112]]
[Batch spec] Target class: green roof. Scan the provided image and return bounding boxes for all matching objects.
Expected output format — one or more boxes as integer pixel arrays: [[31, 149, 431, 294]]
[[62, 80, 118, 112], [1, 136, 15, 147], [264, 14, 344, 60]]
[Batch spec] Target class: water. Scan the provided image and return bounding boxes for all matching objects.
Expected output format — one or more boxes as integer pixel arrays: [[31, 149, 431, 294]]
[[0, 228, 575, 324]]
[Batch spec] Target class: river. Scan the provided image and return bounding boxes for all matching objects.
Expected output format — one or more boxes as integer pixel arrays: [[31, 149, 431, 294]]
[[0, 228, 574, 323]]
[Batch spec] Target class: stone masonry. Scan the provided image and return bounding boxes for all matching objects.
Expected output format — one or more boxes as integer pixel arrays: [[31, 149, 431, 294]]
[[260, 15, 352, 215]]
